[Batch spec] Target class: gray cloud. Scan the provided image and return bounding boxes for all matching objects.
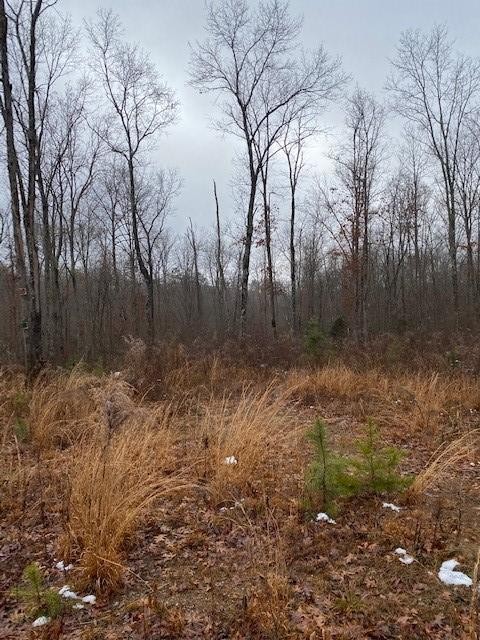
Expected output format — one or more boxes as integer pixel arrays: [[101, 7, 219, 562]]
[[61, 0, 480, 232]]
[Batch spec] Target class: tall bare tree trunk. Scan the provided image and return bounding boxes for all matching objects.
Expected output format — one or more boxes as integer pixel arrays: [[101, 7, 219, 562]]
[[128, 157, 155, 346], [260, 170, 277, 339], [0, 0, 43, 374], [213, 180, 227, 335], [240, 169, 258, 338]]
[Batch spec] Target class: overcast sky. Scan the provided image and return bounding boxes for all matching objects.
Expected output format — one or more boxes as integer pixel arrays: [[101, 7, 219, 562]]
[[61, 0, 480, 232]]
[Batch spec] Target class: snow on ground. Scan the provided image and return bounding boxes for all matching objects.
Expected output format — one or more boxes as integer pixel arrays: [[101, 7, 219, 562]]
[[382, 502, 401, 512], [438, 559, 473, 587], [315, 512, 336, 524], [394, 548, 414, 565], [82, 595, 96, 604], [58, 585, 96, 604], [32, 616, 50, 627]]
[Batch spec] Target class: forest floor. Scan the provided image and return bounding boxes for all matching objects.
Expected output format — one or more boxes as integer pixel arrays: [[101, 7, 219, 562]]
[[1, 354, 480, 639]]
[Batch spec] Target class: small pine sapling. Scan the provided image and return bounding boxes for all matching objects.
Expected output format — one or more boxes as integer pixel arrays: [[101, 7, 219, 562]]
[[305, 419, 358, 512], [303, 319, 328, 362], [352, 419, 410, 494], [13, 563, 67, 622]]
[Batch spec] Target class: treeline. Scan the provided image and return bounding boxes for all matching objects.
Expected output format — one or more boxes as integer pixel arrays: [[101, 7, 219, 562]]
[[0, 0, 480, 371]]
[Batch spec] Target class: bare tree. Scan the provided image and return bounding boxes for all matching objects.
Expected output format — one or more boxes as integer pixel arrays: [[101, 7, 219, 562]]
[[0, 0, 64, 373], [88, 10, 178, 346], [136, 169, 180, 340], [320, 89, 384, 342], [455, 117, 480, 312], [280, 113, 316, 332], [190, 0, 344, 337], [388, 25, 480, 323], [213, 179, 227, 333]]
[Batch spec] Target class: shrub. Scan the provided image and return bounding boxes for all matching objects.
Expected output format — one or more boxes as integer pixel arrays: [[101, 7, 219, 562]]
[[330, 316, 347, 341]]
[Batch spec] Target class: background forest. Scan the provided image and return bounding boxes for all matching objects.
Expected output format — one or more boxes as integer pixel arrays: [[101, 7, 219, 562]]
[[1, 0, 480, 371]]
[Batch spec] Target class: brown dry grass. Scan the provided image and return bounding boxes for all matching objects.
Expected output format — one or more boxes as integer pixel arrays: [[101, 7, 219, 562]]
[[2, 356, 480, 639], [27, 366, 101, 450], [408, 429, 479, 497], [288, 364, 480, 432], [64, 419, 182, 592], [286, 364, 387, 401], [194, 384, 298, 499]]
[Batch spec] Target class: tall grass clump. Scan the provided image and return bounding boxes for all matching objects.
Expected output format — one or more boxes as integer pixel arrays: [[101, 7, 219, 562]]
[[287, 365, 387, 402], [28, 366, 101, 450], [64, 410, 181, 592], [197, 385, 295, 498]]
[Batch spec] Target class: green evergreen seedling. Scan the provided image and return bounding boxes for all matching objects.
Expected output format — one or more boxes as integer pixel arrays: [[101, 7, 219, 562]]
[[13, 563, 67, 621], [352, 419, 410, 494], [305, 419, 359, 512], [305, 419, 410, 516], [304, 319, 328, 362]]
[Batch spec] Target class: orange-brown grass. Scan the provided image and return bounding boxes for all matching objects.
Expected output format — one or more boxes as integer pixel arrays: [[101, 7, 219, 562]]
[[288, 364, 480, 432], [64, 418, 183, 592], [195, 385, 298, 500], [0, 369, 28, 443], [407, 429, 479, 498], [231, 504, 293, 638], [286, 364, 387, 401], [393, 372, 480, 430], [164, 352, 263, 398], [28, 366, 102, 450]]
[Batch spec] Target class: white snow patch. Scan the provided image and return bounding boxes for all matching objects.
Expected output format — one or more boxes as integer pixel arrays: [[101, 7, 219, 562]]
[[32, 616, 50, 627], [82, 594, 96, 605], [394, 548, 414, 564], [438, 559, 472, 586], [383, 502, 401, 512], [73, 603, 85, 610], [223, 456, 238, 465], [55, 560, 73, 572], [58, 585, 78, 599], [315, 512, 336, 524]]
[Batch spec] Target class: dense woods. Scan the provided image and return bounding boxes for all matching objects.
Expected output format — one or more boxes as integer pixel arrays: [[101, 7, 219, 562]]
[[1, 1, 480, 372]]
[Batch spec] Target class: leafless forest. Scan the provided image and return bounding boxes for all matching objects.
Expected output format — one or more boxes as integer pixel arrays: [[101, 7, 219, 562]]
[[1, 0, 480, 371], [2, 2, 480, 639]]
